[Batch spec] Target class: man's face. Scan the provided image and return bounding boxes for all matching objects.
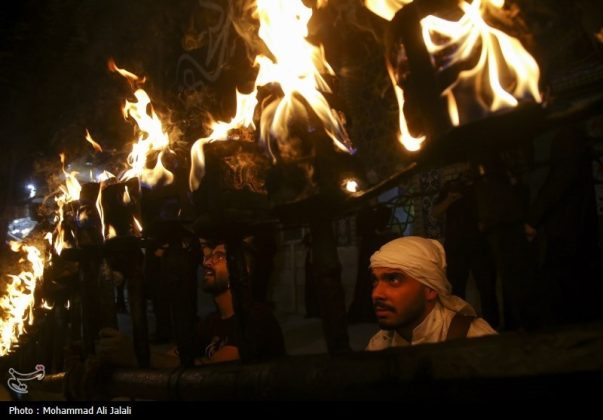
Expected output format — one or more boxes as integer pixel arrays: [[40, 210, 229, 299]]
[[202, 244, 230, 295], [371, 267, 431, 331]]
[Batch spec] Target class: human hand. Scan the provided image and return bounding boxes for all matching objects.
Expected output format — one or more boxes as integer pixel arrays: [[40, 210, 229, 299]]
[[96, 328, 137, 368]]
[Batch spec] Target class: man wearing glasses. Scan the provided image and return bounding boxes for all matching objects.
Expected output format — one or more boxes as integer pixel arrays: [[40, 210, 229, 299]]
[[98, 240, 285, 367], [196, 242, 285, 364]]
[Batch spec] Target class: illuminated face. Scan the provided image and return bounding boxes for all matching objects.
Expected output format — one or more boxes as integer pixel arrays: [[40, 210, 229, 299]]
[[202, 244, 230, 295], [371, 267, 434, 331]]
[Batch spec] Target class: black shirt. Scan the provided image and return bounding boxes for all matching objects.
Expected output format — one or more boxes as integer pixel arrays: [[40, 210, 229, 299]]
[[196, 303, 285, 362]]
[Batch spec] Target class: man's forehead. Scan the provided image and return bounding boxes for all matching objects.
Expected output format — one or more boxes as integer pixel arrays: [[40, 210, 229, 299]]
[[201, 242, 226, 254], [371, 267, 406, 275]]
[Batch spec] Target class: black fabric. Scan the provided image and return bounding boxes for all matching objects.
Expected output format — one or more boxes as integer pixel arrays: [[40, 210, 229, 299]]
[[435, 181, 499, 328], [436, 182, 483, 249], [196, 303, 285, 362], [446, 314, 475, 341]]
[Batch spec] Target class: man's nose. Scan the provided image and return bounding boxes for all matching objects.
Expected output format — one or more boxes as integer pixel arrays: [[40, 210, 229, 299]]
[[371, 280, 386, 301]]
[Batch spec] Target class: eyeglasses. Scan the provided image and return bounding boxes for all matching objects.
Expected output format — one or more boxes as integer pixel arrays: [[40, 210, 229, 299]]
[[203, 250, 226, 264]]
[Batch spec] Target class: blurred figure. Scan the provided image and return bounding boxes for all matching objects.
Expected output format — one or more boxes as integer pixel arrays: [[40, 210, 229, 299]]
[[526, 125, 602, 325], [432, 172, 499, 328], [474, 153, 537, 330]]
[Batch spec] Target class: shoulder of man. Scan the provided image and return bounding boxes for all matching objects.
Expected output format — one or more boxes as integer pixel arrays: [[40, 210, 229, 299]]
[[445, 310, 497, 340], [366, 330, 393, 351], [466, 317, 498, 338]]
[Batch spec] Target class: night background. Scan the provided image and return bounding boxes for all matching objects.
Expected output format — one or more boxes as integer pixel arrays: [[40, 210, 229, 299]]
[[0, 0, 602, 403]]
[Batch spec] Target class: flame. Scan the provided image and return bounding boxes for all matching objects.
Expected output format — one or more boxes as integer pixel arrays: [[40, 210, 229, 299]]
[[0, 242, 45, 356], [133, 217, 143, 234], [58, 154, 81, 202], [97, 170, 116, 182], [365, 0, 540, 148], [386, 62, 426, 151], [107, 225, 117, 239], [119, 89, 174, 187], [421, 0, 541, 124], [52, 154, 82, 255], [109, 60, 174, 188], [108, 58, 144, 83], [123, 186, 131, 204], [190, 0, 353, 191], [85, 129, 103, 153], [96, 183, 106, 240], [65, 300, 71, 310], [254, 0, 351, 156], [41, 300, 54, 310], [189, 90, 259, 189], [363, 0, 412, 21]]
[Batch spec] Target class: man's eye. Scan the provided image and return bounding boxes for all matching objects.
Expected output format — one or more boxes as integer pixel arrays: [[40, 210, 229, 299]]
[[385, 275, 404, 285], [389, 278, 401, 285]]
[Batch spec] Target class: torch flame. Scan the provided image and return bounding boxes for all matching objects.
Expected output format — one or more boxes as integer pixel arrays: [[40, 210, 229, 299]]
[[109, 60, 174, 188], [254, 0, 352, 156], [85, 129, 103, 153], [52, 154, 82, 255], [189, 89, 259, 190], [190, 0, 353, 191], [41, 300, 54, 310], [108, 58, 144, 83], [96, 183, 106, 240], [97, 171, 116, 182], [0, 243, 45, 356], [365, 0, 541, 148], [386, 61, 426, 151], [133, 217, 143, 234], [123, 186, 131, 204], [363, 0, 412, 21], [107, 225, 117, 240], [421, 0, 541, 123]]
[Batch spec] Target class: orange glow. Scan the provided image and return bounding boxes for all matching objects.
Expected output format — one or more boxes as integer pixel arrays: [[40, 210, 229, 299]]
[[133, 217, 143, 234], [421, 0, 541, 124], [365, 0, 541, 148], [0, 243, 45, 356], [110, 60, 174, 188], [108, 58, 144, 83], [85, 129, 103, 153], [190, 0, 353, 191], [363, 0, 412, 21], [53, 154, 81, 255]]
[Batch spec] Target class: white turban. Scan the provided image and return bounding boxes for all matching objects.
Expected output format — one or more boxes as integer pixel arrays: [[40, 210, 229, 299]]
[[370, 236, 476, 316]]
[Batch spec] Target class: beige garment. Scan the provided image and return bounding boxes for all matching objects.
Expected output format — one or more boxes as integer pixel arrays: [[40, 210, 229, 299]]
[[370, 236, 477, 316], [366, 300, 496, 350]]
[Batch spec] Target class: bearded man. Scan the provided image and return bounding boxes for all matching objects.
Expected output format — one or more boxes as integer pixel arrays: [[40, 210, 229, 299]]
[[367, 236, 496, 350]]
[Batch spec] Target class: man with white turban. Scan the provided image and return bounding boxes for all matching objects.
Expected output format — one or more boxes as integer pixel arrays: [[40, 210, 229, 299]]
[[367, 236, 496, 350]]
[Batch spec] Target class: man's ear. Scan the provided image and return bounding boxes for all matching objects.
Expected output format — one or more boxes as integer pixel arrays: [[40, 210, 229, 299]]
[[425, 287, 438, 302]]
